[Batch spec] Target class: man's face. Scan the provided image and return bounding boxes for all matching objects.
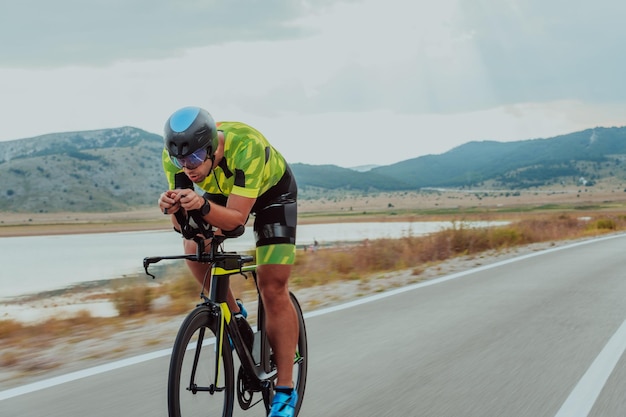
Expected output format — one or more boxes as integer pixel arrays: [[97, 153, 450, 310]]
[[184, 156, 213, 183], [171, 147, 213, 183]]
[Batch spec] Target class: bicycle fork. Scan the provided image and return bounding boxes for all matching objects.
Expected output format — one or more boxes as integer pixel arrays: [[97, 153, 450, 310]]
[[213, 302, 231, 393]]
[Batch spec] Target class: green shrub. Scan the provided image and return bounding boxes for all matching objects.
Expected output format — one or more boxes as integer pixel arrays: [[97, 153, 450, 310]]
[[591, 218, 616, 230]]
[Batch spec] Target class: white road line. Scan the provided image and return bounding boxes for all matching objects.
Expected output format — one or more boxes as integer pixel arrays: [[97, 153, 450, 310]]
[[0, 348, 171, 401], [554, 318, 626, 417], [306, 233, 626, 317], [1, 233, 625, 402]]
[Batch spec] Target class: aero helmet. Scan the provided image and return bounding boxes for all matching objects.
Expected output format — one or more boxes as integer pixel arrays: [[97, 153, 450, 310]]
[[164, 107, 218, 158]]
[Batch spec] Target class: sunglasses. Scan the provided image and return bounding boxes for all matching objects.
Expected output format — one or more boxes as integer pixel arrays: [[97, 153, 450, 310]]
[[171, 147, 209, 169]]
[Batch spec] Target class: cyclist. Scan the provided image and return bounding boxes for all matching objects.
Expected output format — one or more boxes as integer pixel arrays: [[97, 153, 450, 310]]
[[158, 106, 299, 417]]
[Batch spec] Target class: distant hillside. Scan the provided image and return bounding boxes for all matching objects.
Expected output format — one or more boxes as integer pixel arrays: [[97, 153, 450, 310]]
[[290, 164, 411, 191], [292, 126, 626, 191], [0, 127, 166, 212], [1, 126, 626, 213], [349, 164, 379, 172], [372, 127, 626, 189]]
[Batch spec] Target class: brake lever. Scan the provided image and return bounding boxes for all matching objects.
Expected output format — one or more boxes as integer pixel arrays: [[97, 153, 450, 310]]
[[143, 257, 157, 279]]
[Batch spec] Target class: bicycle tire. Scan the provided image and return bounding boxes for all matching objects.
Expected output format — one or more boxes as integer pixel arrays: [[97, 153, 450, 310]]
[[168, 305, 235, 417], [291, 292, 308, 416]]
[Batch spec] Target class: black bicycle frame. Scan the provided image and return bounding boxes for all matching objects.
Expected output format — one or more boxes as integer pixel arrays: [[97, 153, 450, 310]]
[[210, 267, 277, 383], [143, 231, 278, 389]]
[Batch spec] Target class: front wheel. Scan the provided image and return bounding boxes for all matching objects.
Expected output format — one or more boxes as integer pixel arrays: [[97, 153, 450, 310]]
[[168, 305, 234, 417]]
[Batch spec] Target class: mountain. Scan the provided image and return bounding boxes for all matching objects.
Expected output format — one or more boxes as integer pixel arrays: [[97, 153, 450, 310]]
[[372, 127, 626, 188], [290, 163, 411, 191], [1, 126, 626, 213], [349, 164, 380, 172], [0, 127, 166, 212]]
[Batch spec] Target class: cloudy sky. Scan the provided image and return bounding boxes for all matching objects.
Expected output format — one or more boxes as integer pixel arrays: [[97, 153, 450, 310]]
[[1, 0, 625, 167]]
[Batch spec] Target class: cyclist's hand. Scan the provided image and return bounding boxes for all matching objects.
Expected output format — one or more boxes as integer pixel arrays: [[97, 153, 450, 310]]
[[175, 189, 204, 212], [159, 190, 181, 214]]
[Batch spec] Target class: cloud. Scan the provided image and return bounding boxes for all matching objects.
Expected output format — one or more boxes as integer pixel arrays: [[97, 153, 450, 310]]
[[459, 0, 626, 104], [222, 0, 626, 117], [0, 0, 356, 68], [4, 0, 624, 111], [1, 0, 625, 168], [196, 0, 491, 116]]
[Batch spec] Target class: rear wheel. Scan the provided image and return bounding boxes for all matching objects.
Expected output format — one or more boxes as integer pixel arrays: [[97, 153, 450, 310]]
[[291, 293, 308, 416], [168, 306, 234, 417]]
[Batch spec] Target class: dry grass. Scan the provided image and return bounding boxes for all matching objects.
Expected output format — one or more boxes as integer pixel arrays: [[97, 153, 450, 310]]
[[106, 259, 260, 318], [0, 310, 115, 369], [290, 213, 626, 286], [2, 213, 625, 339], [1, 211, 626, 382]]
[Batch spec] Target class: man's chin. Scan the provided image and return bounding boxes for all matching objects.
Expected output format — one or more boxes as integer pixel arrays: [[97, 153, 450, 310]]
[[187, 174, 206, 183]]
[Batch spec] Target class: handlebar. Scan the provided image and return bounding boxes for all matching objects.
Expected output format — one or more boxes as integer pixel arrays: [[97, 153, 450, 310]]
[[143, 208, 252, 279]]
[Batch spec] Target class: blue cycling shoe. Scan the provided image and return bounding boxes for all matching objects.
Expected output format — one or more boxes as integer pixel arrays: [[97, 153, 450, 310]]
[[236, 299, 248, 318], [269, 389, 298, 417]]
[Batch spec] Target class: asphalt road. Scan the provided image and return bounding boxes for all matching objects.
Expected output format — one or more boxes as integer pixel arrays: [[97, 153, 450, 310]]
[[2, 234, 626, 416]]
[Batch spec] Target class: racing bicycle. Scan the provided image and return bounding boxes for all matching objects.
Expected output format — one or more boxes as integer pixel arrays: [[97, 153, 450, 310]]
[[143, 210, 307, 417]]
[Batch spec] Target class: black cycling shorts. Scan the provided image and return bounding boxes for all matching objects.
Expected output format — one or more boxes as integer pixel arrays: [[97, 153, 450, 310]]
[[204, 166, 298, 264]]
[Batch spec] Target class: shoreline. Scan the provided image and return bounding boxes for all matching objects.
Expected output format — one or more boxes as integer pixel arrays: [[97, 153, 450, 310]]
[[0, 211, 437, 238], [3, 186, 626, 238]]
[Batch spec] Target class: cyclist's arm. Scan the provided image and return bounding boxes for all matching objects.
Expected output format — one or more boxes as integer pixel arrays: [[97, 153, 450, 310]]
[[210, 194, 255, 231], [177, 190, 255, 231]]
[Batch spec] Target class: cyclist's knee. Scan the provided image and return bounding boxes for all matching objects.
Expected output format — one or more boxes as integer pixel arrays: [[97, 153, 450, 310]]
[[182, 238, 196, 254], [182, 240, 210, 282], [257, 264, 291, 298]]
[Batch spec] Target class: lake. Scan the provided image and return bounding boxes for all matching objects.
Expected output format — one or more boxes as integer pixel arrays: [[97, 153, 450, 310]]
[[0, 220, 506, 299]]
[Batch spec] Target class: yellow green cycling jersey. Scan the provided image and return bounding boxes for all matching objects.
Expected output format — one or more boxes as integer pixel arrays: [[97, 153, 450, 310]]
[[162, 121, 296, 265], [162, 121, 288, 199]]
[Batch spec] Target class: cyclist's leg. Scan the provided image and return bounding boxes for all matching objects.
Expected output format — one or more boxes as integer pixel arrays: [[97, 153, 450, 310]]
[[181, 190, 242, 313], [182, 235, 240, 311], [253, 194, 298, 389], [183, 238, 210, 287], [257, 263, 298, 387]]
